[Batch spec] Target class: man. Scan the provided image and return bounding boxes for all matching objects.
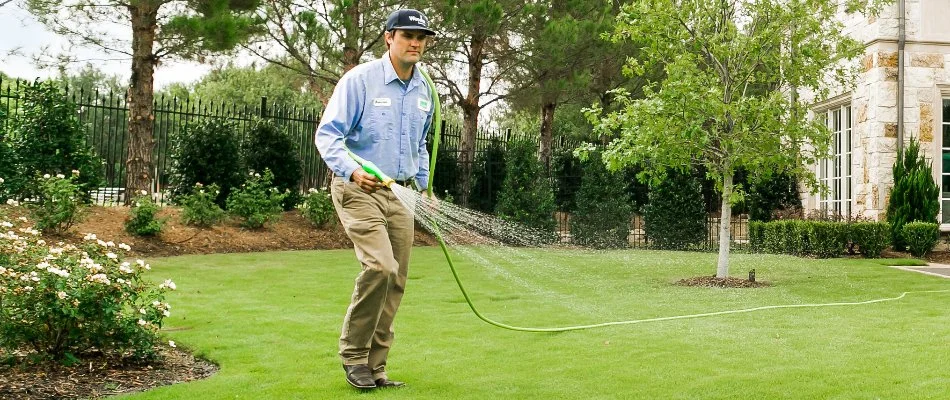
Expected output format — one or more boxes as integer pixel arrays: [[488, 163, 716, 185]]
[[314, 8, 436, 390]]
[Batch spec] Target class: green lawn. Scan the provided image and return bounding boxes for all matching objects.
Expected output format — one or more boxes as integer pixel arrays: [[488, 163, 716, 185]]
[[123, 247, 950, 399]]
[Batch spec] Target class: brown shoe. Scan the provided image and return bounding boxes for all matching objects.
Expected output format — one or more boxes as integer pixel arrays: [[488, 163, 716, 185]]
[[342, 364, 376, 389], [375, 378, 405, 388]]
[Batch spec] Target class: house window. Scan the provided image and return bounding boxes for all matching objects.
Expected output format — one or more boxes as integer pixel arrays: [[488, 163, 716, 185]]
[[942, 98, 950, 223], [818, 105, 852, 216]]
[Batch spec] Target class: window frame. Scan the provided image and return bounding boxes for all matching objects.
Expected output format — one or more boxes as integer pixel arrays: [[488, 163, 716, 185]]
[[817, 104, 853, 218]]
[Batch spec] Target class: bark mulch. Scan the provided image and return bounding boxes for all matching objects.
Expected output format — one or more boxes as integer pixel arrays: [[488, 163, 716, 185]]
[[0, 348, 217, 400], [675, 276, 771, 288]]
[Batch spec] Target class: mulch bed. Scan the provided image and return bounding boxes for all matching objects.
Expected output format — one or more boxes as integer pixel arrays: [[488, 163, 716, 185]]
[[675, 276, 771, 288], [0, 348, 217, 400]]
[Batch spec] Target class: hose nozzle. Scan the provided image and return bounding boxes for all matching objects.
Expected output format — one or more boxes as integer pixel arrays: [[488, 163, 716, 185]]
[[347, 149, 395, 187]]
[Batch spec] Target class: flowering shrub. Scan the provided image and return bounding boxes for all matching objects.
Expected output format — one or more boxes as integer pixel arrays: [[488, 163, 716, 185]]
[[226, 170, 286, 229], [27, 172, 87, 235], [179, 183, 226, 228], [125, 191, 167, 236], [0, 218, 175, 362], [300, 187, 335, 228]]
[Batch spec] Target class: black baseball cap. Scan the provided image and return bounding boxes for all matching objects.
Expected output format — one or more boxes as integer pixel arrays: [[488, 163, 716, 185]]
[[385, 9, 437, 36]]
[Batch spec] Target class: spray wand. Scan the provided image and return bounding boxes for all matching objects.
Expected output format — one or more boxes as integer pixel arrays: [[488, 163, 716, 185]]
[[346, 149, 395, 188]]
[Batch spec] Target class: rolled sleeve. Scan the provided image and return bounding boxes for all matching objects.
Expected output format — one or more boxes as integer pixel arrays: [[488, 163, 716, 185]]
[[315, 73, 364, 181]]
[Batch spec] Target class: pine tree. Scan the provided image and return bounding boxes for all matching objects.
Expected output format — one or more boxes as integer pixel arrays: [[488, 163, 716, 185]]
[[886, 138, 939, 251], [570, 151, 633, 248]]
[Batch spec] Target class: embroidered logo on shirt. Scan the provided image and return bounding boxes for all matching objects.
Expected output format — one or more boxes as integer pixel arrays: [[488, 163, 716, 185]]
[[418, 98, 431, 112], [373, 98, 392, 107]]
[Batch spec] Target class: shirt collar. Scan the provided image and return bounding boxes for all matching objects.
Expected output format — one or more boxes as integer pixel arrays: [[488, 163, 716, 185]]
[[381, 52, 422, 90]]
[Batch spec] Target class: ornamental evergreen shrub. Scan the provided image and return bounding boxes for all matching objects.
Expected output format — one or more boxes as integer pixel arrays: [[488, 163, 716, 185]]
[[495, 139, 557, 235], [433, 149, 462, 204], [746, 171, 802, 222], [808, 221, 846, 258], [470, 140, 507, 213], [847, 222, 890, 258], [241, 119, 303, 210], [169, 118, 244, 207], [569, 151, 633, 249], [902, 221, 939, 257], [748, 220, 766, 253], [642, 171, 706, 250], [551, 147, 583, 213], [6, 81, 103, 201], [886, 138, 939, 251]]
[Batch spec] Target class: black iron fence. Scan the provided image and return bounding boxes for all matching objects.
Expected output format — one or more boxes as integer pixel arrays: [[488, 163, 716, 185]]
[[0, 76, 747, 250], [0, 76, 329, 204]]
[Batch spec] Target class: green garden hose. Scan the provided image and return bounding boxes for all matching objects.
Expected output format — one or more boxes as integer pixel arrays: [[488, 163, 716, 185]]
[[415, 67, 949, 333]]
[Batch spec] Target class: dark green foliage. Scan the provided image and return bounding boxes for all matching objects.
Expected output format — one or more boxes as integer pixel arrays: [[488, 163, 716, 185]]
[[170, 118, 244, 207], [551, 148, 582, 212], [848, 222, 890, 258], [495, 139, 557, 233], [902, 222, 939, 257], [241, 119, 302, 210], [746, 171, 802, 222], [570, 151, 633, 249], [643, 172, 706, 250], [761, 220, 810, 256], [433, 149, 462, 203], [622, 167, 651, 215], [753, 220, 848, 258], [470, 140, 507, 213], [748, 221, 766, 253], [125, 194, 166, 236], [808, 222, 846, 258], [6, 81, 103, 200], [886, 138, 939, 251], [0, 138, 16, 201]]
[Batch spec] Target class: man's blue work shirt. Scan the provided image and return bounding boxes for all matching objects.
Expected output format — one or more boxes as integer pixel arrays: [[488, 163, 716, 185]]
[[315, 52, 434, 191]]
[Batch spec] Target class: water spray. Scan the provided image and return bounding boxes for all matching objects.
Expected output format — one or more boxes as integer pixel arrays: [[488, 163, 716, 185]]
[[345, 67, 950, 333]]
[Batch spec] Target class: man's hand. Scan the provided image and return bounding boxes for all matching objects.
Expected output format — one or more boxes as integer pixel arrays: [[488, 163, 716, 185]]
[[351, 169, 384, 193]]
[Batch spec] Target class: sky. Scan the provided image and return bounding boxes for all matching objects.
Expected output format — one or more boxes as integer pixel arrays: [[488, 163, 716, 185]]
[[0, 3, 211, 88]]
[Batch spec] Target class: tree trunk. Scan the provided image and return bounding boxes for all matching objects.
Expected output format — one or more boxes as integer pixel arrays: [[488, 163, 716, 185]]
[[125, 0, 159, 204], [539, 100, 556, 170], [342, 0, 360, 72], [716, 169, 733, 278], [458, 33, 485, 207]]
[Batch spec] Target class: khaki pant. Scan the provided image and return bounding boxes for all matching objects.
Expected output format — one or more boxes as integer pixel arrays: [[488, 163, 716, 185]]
[[331, 177, 413, 380]]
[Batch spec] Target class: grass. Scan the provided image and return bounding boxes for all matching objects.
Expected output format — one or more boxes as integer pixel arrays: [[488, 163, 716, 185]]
[[866, 258, 929, 267], [123, 247, 950, 399]]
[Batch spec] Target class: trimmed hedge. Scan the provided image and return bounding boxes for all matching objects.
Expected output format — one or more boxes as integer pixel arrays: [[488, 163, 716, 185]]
[[848, 222, 890, 258], [750, 220, 891, 258]]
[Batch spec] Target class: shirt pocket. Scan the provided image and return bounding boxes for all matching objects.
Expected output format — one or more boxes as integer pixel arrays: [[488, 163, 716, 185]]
[[368, 107, 395, 142]]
